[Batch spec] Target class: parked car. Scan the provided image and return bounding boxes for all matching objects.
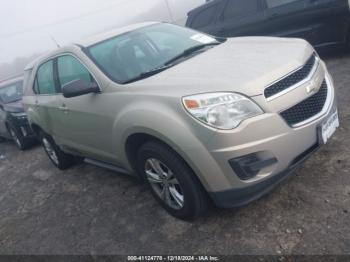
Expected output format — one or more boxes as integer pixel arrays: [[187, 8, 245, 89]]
[[23, 22, 338, 220], [186, 0, 350, 49], [0, 77, 36, 150]]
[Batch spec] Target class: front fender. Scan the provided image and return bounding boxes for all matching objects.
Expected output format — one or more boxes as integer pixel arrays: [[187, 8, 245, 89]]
[[111, 100, 230, 192]]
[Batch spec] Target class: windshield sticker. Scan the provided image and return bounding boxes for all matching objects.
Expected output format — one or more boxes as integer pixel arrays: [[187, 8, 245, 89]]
[[190, 34, 216, 44]]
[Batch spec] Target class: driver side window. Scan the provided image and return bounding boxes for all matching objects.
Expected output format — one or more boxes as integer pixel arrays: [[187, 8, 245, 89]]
[[57, 55, 94, 90], [36, 60, 56, 95]]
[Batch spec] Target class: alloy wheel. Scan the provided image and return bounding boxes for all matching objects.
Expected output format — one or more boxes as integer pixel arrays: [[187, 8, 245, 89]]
[[145, 158, 184, 210], [42, 138, 59, 165], [9, 128, 22, 148]]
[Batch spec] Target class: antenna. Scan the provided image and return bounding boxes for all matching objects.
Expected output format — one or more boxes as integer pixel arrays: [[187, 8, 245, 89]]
[[164, 0, 174, 23], [49, 35, 60, 48]]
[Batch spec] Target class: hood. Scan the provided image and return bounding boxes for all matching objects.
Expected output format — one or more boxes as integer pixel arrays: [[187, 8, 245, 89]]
[[3, 100, 24, 113], [129, 37, 314, 97]]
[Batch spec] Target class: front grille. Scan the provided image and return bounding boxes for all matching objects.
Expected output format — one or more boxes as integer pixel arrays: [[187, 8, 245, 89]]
[[280, 80, 328, 126], [264, 53, 316, 99]]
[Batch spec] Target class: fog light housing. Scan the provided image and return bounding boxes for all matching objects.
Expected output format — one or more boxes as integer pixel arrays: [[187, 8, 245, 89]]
[[229, 153, 277, 180]]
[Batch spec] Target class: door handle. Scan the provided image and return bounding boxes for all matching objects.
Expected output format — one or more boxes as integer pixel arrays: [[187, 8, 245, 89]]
[[58, 105, 69, 113]]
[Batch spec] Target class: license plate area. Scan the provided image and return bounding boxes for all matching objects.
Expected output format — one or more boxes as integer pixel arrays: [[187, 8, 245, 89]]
[[318, 110, 339, 144]]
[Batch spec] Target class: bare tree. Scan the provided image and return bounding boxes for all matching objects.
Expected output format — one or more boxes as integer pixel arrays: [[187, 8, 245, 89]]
[[0, 53, 42, 81]]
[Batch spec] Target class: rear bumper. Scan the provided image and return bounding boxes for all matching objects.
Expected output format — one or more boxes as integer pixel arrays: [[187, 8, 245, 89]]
[[209, 142, 320, 208]]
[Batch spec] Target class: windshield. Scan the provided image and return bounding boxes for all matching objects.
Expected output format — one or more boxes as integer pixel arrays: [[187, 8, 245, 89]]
[[86, 23, 221, 84], [0, 81, 23, 104]]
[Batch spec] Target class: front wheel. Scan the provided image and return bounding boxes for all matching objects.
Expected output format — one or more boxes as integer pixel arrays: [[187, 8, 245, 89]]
[[40, 132, 76, 170], [137, 141, 208, 220]]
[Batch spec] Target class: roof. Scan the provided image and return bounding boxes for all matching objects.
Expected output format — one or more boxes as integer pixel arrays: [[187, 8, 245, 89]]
[[0, 76, 23, 88], [77, 21, 158, 47], [24, 22, 159, 71]]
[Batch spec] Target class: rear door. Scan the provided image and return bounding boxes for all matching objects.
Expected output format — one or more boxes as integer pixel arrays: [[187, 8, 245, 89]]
[[262, 0, 313, 41], [262, 0, 349, 46], [301, 0, 350, 47], [214, 0, 265, 37]]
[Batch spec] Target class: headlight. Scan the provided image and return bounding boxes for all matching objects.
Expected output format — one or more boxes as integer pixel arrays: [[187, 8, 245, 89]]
[[10, 112, 27, 118], [182, 92, 263, 129]]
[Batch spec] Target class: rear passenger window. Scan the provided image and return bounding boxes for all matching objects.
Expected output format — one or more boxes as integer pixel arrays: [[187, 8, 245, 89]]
[[57, 55, 94, 88], [36, 60, 56, 95], [266, 0, 299, 8], [191, 5, 218, 29], [223, 0, 259, 20]]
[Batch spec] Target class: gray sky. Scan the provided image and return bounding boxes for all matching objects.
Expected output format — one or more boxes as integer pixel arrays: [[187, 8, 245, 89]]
[[0, 0, 203, 64]]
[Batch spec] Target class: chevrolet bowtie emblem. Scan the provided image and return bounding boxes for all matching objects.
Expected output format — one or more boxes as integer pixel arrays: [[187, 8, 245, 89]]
[[306, 78, 319, 93]]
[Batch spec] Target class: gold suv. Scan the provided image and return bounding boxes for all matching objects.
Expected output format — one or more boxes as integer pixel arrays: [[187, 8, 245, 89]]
[[23, 23, 339, 220]]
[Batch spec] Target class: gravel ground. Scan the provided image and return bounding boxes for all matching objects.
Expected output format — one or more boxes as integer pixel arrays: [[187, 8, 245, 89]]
[[0, 52, 349, 256]]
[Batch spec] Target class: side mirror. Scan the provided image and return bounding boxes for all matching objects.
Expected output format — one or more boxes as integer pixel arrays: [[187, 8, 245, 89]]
[[62, 79, 100, 98]]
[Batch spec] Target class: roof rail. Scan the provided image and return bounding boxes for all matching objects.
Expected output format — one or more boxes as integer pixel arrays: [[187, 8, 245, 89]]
[[0, 74, 23, 83]]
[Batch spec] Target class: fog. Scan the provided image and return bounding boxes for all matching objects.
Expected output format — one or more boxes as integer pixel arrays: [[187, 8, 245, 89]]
[[0, 0, 204, 80]]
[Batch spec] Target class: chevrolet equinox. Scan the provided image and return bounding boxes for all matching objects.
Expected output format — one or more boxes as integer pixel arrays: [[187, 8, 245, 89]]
[[23, 22, 339, 220]]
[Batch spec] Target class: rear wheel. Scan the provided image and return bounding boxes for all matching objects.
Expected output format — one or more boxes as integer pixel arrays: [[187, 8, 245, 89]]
[[8, 125, 29, 150], [40, 132, 76, 170], [137, 141, 208, 220]]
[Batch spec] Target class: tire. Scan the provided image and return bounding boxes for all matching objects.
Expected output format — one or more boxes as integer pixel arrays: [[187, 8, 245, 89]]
[[39, 131, 76, 170], [137, 141, 208, 220], [8, 125, 30, 150]]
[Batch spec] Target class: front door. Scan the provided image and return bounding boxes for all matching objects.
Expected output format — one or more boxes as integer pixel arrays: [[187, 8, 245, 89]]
[[34, 59, 62, 138], [54, 54, 116, 163]]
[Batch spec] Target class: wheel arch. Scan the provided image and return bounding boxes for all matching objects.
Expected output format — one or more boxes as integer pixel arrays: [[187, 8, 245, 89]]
[[4, 121, 10, 133], [30, 123, 43, 137], [124, 132, 210, 191]]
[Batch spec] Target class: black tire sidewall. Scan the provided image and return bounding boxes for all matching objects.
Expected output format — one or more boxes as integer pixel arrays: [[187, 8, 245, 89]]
[[137, 142, 207, 220], [8, 125, 25, 150], [39, 132, 74, 170]]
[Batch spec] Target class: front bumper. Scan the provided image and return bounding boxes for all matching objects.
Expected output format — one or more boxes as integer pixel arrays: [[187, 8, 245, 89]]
[[200, 69, 337, 207], [209, 141, 320, 208]]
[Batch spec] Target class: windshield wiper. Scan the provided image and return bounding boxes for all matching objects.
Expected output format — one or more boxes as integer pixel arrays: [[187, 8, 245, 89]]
[[122, 64, 174, 84], [122, 42, 220, 84], [163, 42, 220, 66]]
